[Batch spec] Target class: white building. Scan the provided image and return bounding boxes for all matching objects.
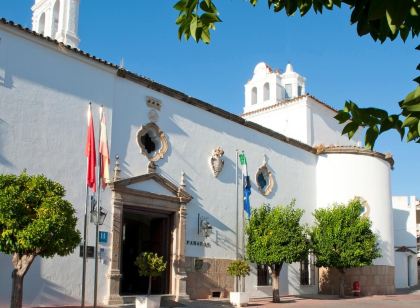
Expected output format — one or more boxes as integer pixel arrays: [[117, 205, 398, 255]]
[[392, 196, 419, 288], [0, 1, 398, 306]]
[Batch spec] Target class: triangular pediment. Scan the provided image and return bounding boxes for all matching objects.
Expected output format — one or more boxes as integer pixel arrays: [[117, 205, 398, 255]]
[[111, 173, 192, 203], [126, 180, 176, 197]]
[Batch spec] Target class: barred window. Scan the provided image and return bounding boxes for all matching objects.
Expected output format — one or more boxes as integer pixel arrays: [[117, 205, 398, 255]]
[[257, 265, 272, 286], [300, 253, 315, 286]]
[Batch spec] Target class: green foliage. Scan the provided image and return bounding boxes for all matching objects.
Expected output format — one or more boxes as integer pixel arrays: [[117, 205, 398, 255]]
[[135, 252, 167, 278], [173, 1, 419, 150], [227, 260, 251, 278], [311, 198, 381, 270], [246, 202, 309, 266], [173, 0, 221, 44], [174, 1, 419, 44], [0, 172, 81, 257]]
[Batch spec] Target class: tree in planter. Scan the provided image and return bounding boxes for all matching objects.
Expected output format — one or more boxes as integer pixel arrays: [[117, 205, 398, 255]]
[[227, 259, 251, 292], [246, 202, 308, 303], [0, 172, 81, 308], [311, 198, 381, 298], [135, 252, 167, 295]]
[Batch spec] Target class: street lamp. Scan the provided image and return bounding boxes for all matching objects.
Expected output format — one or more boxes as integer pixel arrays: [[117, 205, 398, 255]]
[[90, 196, 107, 225]]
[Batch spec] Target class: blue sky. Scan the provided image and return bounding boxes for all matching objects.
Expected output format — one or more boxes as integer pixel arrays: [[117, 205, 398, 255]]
[[2, 1, 420, 197]]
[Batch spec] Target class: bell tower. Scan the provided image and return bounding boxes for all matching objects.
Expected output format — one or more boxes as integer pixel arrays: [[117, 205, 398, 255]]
[[31, 0, 80, 48]]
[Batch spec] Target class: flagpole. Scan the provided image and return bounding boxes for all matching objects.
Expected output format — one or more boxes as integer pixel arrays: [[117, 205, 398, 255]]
[[241, 151, 246, 292], [235, 150, 239, 292], [82, 102, 93, 308], [81, 184, 88, 308], [93, 106, 103, 308]]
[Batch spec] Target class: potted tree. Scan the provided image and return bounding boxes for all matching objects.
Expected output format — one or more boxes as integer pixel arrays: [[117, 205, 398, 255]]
[[227, 259, 250, 307], [134, 252, 167, 308]]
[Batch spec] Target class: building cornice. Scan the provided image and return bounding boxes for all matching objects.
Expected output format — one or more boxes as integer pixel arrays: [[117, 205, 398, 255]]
[[241, 94, 337, 118], [315, 145, 394, 169]]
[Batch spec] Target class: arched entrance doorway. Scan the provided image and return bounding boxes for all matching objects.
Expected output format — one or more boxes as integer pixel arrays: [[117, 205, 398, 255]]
[[106, 172, 192, 305]]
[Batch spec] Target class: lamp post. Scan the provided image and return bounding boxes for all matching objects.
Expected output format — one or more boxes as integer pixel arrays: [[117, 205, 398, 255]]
[[90, 196, 107, 308]]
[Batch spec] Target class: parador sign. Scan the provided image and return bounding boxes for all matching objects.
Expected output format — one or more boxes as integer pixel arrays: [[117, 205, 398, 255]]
[[186, 240, 211, 248]]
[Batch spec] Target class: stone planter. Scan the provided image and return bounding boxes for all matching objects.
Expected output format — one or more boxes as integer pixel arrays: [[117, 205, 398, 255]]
[[135, 295, 162, 308], [229, 291, 249, 307]]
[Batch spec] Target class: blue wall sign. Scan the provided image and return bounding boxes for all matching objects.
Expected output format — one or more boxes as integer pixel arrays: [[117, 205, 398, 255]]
[[99, 231, 108, 244]]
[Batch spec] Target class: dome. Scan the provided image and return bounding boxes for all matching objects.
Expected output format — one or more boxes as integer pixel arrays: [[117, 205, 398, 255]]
[[254, 62, 272, 76]]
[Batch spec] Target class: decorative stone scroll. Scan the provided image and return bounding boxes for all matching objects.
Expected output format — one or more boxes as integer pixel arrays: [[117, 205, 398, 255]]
[[136, 122, 169, 162], [255, 162, 274, 196], [209, 147, 224, 177]]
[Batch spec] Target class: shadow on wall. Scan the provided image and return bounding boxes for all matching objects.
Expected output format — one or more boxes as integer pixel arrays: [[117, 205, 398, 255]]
[[0, 68, 14, 89], [0, 118, 13, 168], [393, 208, 417, 248], [185, 205, 235, 257], [0, 254, 79, 307]]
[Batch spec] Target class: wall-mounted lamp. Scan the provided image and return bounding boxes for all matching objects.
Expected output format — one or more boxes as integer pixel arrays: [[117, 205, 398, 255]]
[[198, 214, 213, 238], [90, 196, 107, 226]]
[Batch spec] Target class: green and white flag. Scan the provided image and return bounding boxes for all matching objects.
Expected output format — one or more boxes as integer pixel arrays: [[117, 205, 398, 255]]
[[239, 152, 251, 218]]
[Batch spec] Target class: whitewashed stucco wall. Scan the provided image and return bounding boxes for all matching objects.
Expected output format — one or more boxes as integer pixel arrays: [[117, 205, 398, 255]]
[[111, 75, 319, 296], [316, 154, 394, 267], [0, 26, 115, 307], [243, 100, 309, 145], [392, 196, 418, 288], [307, 98, 361, 147], [0, 22, 394, 306], [0, 24, 320, 305]]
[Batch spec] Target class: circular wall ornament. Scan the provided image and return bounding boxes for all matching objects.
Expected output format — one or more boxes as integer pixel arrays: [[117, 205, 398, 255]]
[[354, 196, 370, 217], [136, 122, 168, 162], [255, 163, 274, 196]]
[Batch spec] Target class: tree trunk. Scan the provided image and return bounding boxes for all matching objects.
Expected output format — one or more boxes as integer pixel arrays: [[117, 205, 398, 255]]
[[270, 263, 282, 303], [10, 253, 36, 308], [338, 268, 345, 298], [148, 275, 152, 295]]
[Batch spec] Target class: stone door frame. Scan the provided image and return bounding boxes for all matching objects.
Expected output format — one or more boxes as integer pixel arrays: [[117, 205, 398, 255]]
[[106, 173, 192, 305]]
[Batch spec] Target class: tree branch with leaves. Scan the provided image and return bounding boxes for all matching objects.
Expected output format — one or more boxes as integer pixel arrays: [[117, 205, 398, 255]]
[[173, 0, 420, 149]]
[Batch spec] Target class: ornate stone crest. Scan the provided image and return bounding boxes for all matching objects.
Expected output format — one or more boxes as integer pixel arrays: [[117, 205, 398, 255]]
[[209, 147, 224, 177]]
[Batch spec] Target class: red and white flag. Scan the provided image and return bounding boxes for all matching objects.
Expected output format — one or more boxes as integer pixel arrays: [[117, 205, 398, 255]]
[[85, 104, 96, 192], [99, 108, 110, 189]]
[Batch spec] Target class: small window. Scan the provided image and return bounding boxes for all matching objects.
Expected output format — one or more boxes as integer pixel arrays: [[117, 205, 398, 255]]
[[263, 83, 270, 101], [298, 85, 302, 96], [257, 265, 272, 286], [136, 123, 169, 162], [285, 84, 292, 99], [51, 0, 60, 38], [251, 87, 257, 105], [300, 253, 315, 286], [38, 13, 46, 35]]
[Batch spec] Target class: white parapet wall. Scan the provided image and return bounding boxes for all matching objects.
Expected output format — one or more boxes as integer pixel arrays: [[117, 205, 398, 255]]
[[392, 196, 418, 288]]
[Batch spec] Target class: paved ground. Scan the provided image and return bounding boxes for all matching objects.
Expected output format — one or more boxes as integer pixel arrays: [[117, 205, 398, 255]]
[[182, 288, 420, 307], [30, 288, 420, 308]]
